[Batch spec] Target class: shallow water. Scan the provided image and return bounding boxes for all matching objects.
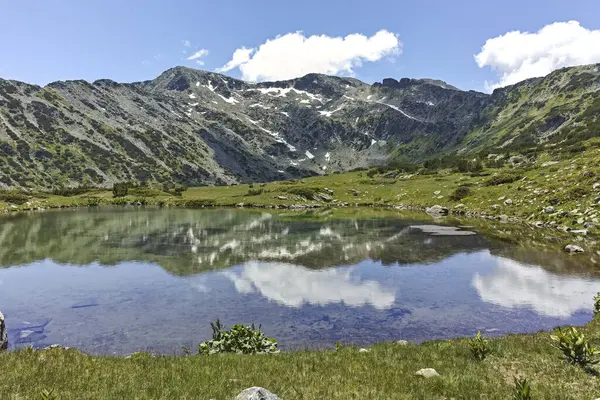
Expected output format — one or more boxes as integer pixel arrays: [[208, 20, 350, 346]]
[[0, 208, 598, 354]]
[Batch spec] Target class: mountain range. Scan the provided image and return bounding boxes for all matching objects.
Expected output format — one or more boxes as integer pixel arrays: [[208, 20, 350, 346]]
[[0, 63, 599, 189]]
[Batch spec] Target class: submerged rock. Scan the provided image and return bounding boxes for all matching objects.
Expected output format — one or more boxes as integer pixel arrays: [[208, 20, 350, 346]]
[[234, 387, 281, 400], [0, 311, 7, 351], [415, 368, 440, 378]]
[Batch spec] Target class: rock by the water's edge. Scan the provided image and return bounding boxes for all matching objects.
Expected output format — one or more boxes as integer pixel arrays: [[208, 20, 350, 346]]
[[425, 205, 449, 217], [0, 311, 7, 351], [234, 387, 281, 400]]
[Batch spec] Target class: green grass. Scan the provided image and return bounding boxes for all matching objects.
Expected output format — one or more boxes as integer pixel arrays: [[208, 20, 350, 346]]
[[2, 317, 600, 399], [3, 144, 600, 258]]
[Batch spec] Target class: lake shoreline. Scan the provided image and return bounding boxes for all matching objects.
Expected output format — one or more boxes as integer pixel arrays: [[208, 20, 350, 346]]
[[2, 314, 599, 399]]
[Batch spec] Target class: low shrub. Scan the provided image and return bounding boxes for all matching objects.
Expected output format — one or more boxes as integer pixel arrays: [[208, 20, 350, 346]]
[[183, 199, 216, 208], [0, 191, 29, 205], [198, 319, 279, 355], [112, 182, 131, 197], [594, 292, 600, 315], [484, 173, 522, 186], [246, 188, 264, 196], [469, 331, 490, 361], [550, 327, 599, 368], [449, 185, 472, 201]]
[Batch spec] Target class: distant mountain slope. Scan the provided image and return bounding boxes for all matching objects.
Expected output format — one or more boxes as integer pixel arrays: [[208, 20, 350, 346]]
[[0, 63, 599, 189]]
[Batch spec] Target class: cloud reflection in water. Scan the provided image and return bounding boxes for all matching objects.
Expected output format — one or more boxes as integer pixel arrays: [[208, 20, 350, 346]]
[[223, 261, 396, 309], [473, 256, 600, 318]]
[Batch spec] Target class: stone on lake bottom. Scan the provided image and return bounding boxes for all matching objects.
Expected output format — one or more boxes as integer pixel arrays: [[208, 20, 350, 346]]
[[415, 368, 440, 378], [234, 387, 281, 400]]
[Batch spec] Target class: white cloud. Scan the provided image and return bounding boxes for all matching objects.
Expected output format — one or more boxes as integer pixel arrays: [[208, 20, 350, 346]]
[[218, 30, 401, 81], [195, 60, 205, 66], [475, 21, 600, 90], [182, 40, 192, 48], [187, 48, 209, 61], [216, 47, 255, 73]]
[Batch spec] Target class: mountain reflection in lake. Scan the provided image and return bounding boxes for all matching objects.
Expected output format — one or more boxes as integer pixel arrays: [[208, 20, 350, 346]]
[[0, 208, 599, 354]]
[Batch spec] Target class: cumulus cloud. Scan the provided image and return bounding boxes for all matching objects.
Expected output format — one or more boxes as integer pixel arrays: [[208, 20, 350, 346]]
[[475, 21, 600, 91], [218, 30, 401, 81], [187, 48, 209, 66], [216, 47, 255, 73]]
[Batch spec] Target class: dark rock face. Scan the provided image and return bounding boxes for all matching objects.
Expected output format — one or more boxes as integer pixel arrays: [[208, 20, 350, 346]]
[[0, 64, 599, 190]]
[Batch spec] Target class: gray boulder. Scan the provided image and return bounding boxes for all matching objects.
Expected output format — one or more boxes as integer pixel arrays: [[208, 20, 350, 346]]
[[234, 387, 281, 400], [565, 244, 584, 254], [425, 205, 449, 217], [0, 311, 7, 351]]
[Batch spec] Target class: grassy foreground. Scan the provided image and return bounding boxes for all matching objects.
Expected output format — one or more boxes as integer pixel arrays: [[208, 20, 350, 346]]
[[2, 316, 600, 399]]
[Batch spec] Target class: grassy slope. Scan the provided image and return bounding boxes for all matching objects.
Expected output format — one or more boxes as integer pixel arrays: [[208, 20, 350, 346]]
[[2, 317, 600, 399], [3, 142, 600, 257]]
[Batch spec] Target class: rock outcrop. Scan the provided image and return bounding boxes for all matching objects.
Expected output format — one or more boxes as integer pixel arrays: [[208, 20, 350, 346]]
[[0, 311, 7, 351]]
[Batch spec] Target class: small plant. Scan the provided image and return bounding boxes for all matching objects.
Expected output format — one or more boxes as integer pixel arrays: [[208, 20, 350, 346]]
[[246, 188, 264, 196], [550, 327, 599, 368], [512, 377, 532, 400], [594, 292, 600, 315], [469, 331, 490, 361], [40, 389, 60, 400], [449, 185, 472, 201], [198, 319, 279, 355]]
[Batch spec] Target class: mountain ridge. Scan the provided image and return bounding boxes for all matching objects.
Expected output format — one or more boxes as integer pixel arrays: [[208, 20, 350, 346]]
[[0, 63, 599, 190]]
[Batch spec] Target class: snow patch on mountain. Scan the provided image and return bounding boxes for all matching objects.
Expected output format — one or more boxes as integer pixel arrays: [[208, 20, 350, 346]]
[[305, 150, 315, 159], [319, 107, 344, 117]]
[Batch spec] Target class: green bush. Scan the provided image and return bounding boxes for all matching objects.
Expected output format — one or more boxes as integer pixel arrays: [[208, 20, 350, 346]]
[[469, 331, 490, 361], [0, 191, 29, 205], [198, 319, 279, 355], [550, 327, 599, 368], [51, 186, 93, 197], [183, 199, 216, 208], [485, 173, 522, 186], [246, 188, 264, 196], [449, 185, 472, 201], [112, 182, 131, 197], [594, 293, 600, 315], [512, 377, 532, 400]]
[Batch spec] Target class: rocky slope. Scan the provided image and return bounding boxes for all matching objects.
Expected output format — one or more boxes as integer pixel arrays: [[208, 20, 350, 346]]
[[0, 64, 599, 189]]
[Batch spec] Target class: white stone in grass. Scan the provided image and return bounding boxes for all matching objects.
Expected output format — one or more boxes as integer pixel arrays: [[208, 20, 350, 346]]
[[415, 368, 440, 378], [234, 387, 281, 400], [359, 348, 370, 353], [565, 244, 584, 254], [395, 340, 409, 345]]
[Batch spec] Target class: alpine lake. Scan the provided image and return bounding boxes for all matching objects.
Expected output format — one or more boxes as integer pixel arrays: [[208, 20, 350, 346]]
[[1, 207, 599, 355]]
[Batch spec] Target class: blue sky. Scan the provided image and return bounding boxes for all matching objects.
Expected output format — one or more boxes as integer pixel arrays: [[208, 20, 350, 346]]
[[1, 0, 600, 91]]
